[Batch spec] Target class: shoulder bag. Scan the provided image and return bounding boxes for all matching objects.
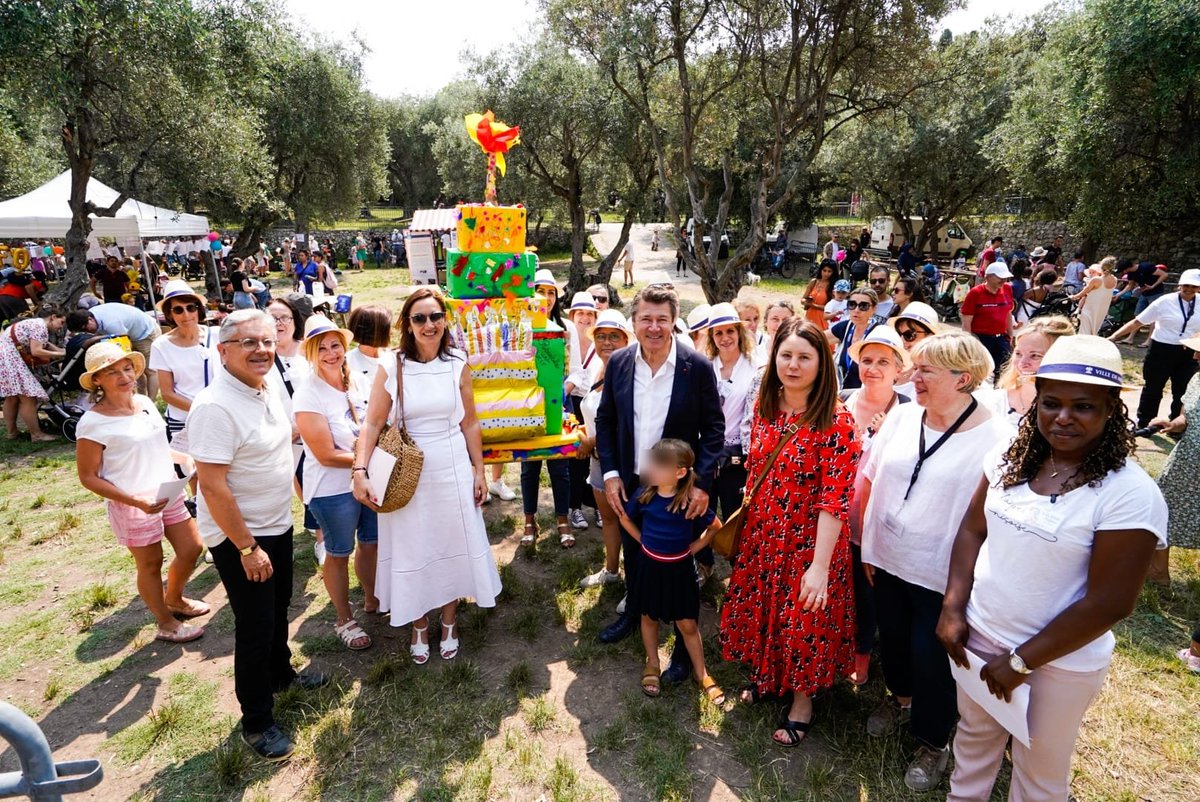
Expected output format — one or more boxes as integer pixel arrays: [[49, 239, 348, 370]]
[[372, 353, 425, 512], [711, 419, 804, 560], [9, 324, 49, 368]]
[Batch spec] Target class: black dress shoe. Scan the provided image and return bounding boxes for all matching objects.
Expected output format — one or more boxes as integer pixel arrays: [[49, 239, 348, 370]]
[[243, 724, 294, 761], [599, 612, 637, 644], [662, 638, 692, 683]]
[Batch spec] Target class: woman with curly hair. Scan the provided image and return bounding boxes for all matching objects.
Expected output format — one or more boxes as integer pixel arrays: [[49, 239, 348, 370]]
[[937, 335, 1167, 802]]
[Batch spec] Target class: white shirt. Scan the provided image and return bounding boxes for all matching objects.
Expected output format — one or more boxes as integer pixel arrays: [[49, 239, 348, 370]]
[[603, 340, 676, 482], [187, 366, 295, 546], [967, 444, 1167, 672], [76, 395, 177, 499], [293, 375, 367, 502], [265, 350, 311, 420], [346, 347, 385, 402], [1135, 291, 1200, 346], [824, 298, 848, 323], [861, 402, 1013, 593], [148, 327, 219, 420], [712, 353, 755, 449]]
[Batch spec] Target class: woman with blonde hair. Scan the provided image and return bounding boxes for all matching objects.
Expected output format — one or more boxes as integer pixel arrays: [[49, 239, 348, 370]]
[[753, 300, 795, 365], [987, 315, 1075, 427], [1071, 257, 1118, 336], [859, 331, 1011, 791]]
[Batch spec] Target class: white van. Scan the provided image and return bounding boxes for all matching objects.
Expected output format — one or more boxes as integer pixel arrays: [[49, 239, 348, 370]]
[[867, 216, 973, 259], [784, 224, 819, 257]]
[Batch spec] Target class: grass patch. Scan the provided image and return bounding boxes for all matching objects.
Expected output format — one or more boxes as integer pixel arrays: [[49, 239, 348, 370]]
[[522, 694, 556, 732], [30, 494, 47, 509], [112, 674, 224, 762], [506, 661, 533, 696]]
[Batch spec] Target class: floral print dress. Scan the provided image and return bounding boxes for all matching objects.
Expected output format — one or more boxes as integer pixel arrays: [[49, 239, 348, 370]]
[[720, 407, 861, 697], [0, 318, 49, 398]]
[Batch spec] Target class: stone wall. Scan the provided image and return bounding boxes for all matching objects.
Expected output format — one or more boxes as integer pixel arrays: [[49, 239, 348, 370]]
[[960, 216, 1199, 280]]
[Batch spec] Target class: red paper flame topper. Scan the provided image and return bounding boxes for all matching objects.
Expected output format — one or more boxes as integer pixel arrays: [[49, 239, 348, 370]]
[[465, 111, 520, 203]]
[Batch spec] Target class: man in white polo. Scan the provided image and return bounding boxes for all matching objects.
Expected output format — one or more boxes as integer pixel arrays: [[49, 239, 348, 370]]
[[1109, 268, 1200, 428], [187, 309, 327, 762]]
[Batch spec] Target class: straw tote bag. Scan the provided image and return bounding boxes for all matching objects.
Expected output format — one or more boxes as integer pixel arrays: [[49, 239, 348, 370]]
[[373, 353, 424, 512], [712, 421, 802, 560]]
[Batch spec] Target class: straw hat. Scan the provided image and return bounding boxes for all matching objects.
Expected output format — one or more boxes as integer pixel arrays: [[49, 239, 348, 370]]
[[1030, 246, 1048, 259], [568, 291, 598, 314], [848, 325, 912, 370], [79, 340, 145, 391], [156, 279, 206, 315], [1035, 335, 1132, 389], [704, 302, 741, 329], [588, 309, 631, 342], [686, 304, 711, 334], [532, 269, 559, 291], [891, 301, 940, 334], [302, 313, 353, 346]]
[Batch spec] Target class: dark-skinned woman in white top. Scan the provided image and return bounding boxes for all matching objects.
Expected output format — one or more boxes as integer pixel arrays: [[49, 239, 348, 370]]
[[938, 335, 1167, 801]]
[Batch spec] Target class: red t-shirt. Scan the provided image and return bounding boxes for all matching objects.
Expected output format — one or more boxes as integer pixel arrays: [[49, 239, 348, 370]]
[[961, 283, 1013, 336], [976, 248, 997, 277]]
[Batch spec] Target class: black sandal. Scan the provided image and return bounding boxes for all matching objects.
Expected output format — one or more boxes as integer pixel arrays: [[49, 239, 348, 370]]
[[740, 684, 763, 705], [773, 716, 812, 747]]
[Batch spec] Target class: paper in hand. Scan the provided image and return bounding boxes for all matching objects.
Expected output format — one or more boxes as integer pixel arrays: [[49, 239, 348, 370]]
[[156, 474, 192, 504], [949, 648, 1031, 747], [366, 447, 397, 506]]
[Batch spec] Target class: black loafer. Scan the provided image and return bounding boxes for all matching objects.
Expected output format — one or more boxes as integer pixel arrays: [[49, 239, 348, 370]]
[[292, 671, 331, 691], [243, 724, 294, 761], [599, 613, 637, 644], [661, 657, 691, 684]]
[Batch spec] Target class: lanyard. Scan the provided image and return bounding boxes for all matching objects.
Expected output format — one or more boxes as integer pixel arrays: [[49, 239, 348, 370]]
[[904, 397, 978, 501], [1179, 294, 1195, 336]]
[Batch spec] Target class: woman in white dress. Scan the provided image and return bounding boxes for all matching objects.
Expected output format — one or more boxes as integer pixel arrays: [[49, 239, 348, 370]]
[[352, 287, 501, 664], [1070, 259, 1118, 336]]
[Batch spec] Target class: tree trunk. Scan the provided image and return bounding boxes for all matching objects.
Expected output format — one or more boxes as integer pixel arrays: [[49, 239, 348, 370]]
[[595, 212, 635, 307], [566, 199, 588, 296], [46, 135, 96, 310]]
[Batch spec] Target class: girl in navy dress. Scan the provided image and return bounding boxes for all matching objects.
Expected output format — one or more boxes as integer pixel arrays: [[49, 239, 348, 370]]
[[616, 439, 724, 703]]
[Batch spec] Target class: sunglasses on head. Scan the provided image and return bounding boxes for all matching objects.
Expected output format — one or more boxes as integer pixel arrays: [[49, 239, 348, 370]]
[[170, 303, 201, 314], [410, 311, 446, 325], [846, 300, 874, 311]]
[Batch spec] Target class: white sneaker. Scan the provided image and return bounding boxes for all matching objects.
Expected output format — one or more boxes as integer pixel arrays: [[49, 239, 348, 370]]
[[488, 479, 517, 501], [313, 541, 326, 567], [568, 508, 588, 530], [616, 595, 626, 615], [580, 569, 621, 588], [203, 550, 213, 564]]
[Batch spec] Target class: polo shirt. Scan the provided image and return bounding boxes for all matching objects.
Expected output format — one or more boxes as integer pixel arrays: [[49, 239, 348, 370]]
[[97, 268, 129, 302], [90, 303, 158, 341], [1135, 291, 1200, 346], [961, 283, 1013, 336], [187, 365, 294, 547]]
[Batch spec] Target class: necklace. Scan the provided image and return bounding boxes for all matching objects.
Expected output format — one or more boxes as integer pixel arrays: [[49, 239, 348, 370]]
[[1049, 453, 1081, 479]]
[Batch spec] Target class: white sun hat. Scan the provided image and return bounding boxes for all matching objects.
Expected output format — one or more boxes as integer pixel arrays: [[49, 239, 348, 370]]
[[848, 324, 912, 370], [1035, 334, 1131, 389], [686, 304, 711, 334]]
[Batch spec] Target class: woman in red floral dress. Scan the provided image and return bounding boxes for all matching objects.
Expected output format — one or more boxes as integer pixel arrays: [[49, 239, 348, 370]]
[[721, 317, 860, 747]]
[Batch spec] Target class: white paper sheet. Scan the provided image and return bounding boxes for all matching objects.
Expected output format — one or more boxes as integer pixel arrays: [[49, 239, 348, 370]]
[[366, 447, 397, 506], [156, 475, 192, 503], [949, 649, 1031, 747]]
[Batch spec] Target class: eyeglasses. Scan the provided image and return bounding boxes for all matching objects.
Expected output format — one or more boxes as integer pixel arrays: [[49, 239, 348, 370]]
[[593, 331, 626, 343], [410, 312, 446, 325], [846, 301, 875, 311], [230, 337, 277, 351], [169, 303, 201, 314], [591, 295, 609, 304], [270, 314, 293, 323]]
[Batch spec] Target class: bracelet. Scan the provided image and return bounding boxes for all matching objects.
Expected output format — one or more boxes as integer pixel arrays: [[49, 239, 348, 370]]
[[351, 466, 367, 473]]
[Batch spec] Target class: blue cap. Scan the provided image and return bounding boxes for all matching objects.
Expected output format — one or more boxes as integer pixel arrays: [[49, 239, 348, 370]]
[[833, 279, 851, 293]]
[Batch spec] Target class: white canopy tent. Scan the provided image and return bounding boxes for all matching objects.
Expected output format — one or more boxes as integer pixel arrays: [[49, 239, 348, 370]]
[[0, 171, 213, 306], [0, 170, 210, 239]]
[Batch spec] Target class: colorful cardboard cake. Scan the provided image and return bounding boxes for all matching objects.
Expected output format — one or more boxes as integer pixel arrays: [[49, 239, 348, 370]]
[[446, 250, 538, 299]]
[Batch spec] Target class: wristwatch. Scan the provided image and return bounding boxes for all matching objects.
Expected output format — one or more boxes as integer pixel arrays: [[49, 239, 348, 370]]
[[1008, 649, 1033, 675], [238, 542, 260, 557]]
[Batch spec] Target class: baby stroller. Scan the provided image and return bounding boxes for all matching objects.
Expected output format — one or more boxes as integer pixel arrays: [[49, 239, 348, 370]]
[[1029, 291, 1078, 327], [1098, 292, 1137, 338], [933, 274, 972, 323], [36, 342, 90, 442]]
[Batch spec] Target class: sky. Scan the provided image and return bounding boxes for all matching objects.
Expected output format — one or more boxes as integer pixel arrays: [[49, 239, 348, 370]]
[[281, 0, 1054, 98]]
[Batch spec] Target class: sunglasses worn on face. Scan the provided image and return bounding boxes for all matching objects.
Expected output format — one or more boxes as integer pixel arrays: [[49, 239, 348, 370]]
[[410, 312, 446, 325], [847, 301, 874, 311], [896, 326, 929, 342], [891, 287, 905, 295], [592, 295, 609, 304], [170, 303, 201, 314], [870, 278, 887, 285]]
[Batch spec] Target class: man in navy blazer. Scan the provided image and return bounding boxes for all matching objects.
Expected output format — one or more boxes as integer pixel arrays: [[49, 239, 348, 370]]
[[595, 285, 725, 682]]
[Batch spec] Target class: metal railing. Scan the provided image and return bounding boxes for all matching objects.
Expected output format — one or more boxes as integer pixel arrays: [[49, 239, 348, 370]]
[[0, 702, 101, 801]]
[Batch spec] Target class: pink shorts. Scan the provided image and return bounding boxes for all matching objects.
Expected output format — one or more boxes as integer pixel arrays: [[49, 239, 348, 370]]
[[107, 494, 191, 548]]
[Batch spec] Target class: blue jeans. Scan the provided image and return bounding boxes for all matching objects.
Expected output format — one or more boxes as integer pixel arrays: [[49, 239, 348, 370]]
[[232, 291, 255, 309], [307, 492, 377, 557], [521, 459, 569, 516], [1134, 290, 1163, 316]]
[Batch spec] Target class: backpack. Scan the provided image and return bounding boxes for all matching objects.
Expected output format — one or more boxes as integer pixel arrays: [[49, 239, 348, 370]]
[[322, 265, 338, 291]]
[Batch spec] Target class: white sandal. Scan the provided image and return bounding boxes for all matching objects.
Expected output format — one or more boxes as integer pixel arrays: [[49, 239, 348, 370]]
[[335, 619, 372, 651], [440, 619, 459, 661], [410, 623, 430, 665]]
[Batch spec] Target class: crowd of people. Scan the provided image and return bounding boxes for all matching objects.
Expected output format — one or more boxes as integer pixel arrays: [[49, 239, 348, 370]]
[[2, 231, 1197, 798]]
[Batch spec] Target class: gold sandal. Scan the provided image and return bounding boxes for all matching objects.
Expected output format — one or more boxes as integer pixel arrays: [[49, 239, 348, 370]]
[[641, 664, 661, 698], [699, 675, 726, 705]]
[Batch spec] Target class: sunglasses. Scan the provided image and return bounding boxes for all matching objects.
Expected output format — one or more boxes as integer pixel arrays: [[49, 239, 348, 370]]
[[896, 326, 929, 342], [869, 278, 888, 285], [591, 295, 609, 304], [170, 303, 201, 314], [410, 311, 446, 325], [846, 301, 875, 311], [890, 287, 906, 295]]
